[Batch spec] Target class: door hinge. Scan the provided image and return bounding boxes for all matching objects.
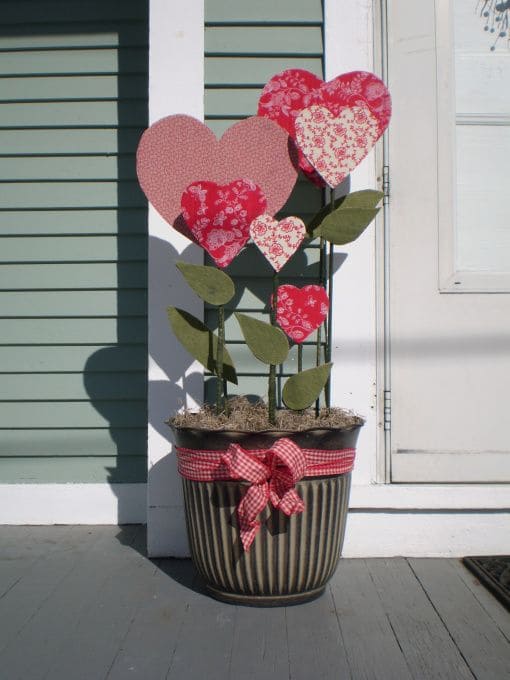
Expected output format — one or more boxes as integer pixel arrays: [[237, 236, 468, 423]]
[[383, 164, 390, 205], [383, 389, 391, 431]]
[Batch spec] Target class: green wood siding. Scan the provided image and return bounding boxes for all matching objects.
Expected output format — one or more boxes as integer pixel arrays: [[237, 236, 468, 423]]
[[203, 0, 324, 403], [0, 0, 148, 484]]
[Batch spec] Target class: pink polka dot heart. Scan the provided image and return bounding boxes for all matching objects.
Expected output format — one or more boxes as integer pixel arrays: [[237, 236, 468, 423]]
[[181, 179, 267, 268], [250, 214, 306, 272], [274, 284, 329, 344], [295, 104, 380, 189], [136, 114, 298, 240]]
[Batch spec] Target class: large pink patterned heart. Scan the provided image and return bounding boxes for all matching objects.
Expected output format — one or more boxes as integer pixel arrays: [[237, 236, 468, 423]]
[[250, 214, 306, 272], [136, 115, 298, 239], [295, 104, 380, 188], [274, 284, 329, 344], [258, 69, 391, 185], [181, 179, 266, 268]]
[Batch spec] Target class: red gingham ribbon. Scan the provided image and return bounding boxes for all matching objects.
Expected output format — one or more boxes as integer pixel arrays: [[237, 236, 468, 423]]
[[176, 437, 356, 552]]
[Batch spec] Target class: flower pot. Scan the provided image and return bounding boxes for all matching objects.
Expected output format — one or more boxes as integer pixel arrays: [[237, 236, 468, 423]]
[[172, 423, 362, 606]]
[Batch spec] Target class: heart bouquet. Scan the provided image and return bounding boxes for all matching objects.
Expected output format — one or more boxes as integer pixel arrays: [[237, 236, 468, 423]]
[[137, 68, 391, 605]]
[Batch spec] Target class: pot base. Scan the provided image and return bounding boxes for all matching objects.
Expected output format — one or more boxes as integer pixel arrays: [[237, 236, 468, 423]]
[[205, 583, 326, 607]]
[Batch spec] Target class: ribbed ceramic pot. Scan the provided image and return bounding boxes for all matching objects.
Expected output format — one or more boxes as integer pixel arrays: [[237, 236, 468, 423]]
[[172, 424, 362, 606]]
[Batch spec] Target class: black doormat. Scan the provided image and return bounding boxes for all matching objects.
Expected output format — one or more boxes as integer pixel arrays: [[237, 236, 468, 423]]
[[463, 556, 510, 611]]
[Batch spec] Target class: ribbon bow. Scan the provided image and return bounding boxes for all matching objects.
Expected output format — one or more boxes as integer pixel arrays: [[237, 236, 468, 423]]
[[221, 438, 307, 551]]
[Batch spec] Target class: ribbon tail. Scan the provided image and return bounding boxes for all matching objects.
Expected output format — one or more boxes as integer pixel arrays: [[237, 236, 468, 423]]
[[237, 482, 269, 552], [238, 520, 259, 552]]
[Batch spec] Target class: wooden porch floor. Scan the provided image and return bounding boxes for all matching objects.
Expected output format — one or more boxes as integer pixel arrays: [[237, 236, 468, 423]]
[[0, 525, 509, 680]]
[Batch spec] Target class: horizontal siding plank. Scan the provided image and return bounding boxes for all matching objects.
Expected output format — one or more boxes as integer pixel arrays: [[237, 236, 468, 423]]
[[0, 345, 146, 372], [0, 128, 144, 154], [0, 262, 147, 289], [205, 0, 322, 23], [204, 272, 320, 310], [0, 75, 148, 101], [0, 101, 147, 128], [0, 455, 146, 483], [224, 342, 317, 375], [0, 318, 146, 344], [0, 290, 147, 317], [0, 209, 146, 235], [224, 244, 321, 277], [2, 1, 148, 25], [0, 181, 145, 210], [205, 26, 322, 54], [0, 401, 146, 428], [0, 27, 148, 50], [204, 89, 259, 118], [0, 428, 146, 457], [0, 156, 138, 181], [204, 310, 320, 343], [0, 372, 146, 401], [204, 375, 290, 403], [0, 235, 147, 262], [205, 57, 322, 85], [0, 48, 147, 75]]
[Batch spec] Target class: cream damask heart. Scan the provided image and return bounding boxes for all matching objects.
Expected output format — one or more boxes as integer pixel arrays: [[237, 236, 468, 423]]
[[250, 214, 306, 272], [295, 104, 380, 188]]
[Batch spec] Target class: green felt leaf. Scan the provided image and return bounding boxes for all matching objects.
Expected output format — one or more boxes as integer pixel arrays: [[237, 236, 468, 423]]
[[307, 189, 384, 240], [176, 262, 235, 305], [320, 207, 379, 245], [282, 363, 332, 410], [167, 307, 237, 384], [235, 313, 289, 366]]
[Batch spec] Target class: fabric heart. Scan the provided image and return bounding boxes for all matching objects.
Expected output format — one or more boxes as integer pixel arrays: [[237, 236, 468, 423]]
[[181, 179, 266, 268], [136, 115, 298, 239], [274, 284, 329, 344], [258, 69, 391, 184], [295, 104, 380, 188], [250, 214, 306, 272]]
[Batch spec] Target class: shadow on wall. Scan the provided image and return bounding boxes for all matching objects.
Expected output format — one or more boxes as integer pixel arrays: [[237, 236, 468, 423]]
[[81, 5, 153, 522]]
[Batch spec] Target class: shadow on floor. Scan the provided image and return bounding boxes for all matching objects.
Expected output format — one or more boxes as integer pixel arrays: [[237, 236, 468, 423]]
[[115, 524, 207, 596]]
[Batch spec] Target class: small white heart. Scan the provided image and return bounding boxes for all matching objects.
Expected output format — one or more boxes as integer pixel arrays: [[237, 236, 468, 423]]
[[250, 214, 306, 272]]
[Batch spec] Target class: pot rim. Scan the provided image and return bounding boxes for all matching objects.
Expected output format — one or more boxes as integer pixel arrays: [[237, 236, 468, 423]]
[[168, 422, 364, 437]]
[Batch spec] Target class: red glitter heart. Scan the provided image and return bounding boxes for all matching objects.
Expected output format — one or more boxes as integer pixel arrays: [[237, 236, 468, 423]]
[[181, 179, 267, 268], [274, 284, 329, 343]]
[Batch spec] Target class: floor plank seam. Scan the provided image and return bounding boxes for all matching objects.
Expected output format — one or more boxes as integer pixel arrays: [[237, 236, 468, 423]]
[[164, 601, 190, 680], [405, 559, 478, 680], [364, 558, 413, 677], [284, 607, 292, 680], [328, 584, 354, 680]]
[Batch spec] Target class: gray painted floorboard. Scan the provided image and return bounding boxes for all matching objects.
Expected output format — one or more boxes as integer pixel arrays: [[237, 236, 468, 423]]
[[1, 526, 509, 680]]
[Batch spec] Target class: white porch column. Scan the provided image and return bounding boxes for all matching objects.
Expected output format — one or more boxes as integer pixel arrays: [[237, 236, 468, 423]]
[[324, 0, 379, 485], [147, 0, 204, 556]]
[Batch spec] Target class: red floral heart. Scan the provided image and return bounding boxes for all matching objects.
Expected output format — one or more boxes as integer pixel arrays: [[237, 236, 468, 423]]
[[181, 179, 266, 268], [258, 69, 391, 185], [274, 284, 329, 343], [136, 115, 298, 239]]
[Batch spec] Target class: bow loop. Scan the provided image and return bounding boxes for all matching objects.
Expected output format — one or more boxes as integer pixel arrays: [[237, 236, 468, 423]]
[[221, 438, 307, 551]]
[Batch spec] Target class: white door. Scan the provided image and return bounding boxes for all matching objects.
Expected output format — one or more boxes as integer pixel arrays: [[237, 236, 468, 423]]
[[387, 0, 510, 482]]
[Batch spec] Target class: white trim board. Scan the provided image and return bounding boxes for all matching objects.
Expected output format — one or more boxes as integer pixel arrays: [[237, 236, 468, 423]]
[[344, 511, 510, 557], [351, 484, 510, 509], [0, 484, 146, 525]]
